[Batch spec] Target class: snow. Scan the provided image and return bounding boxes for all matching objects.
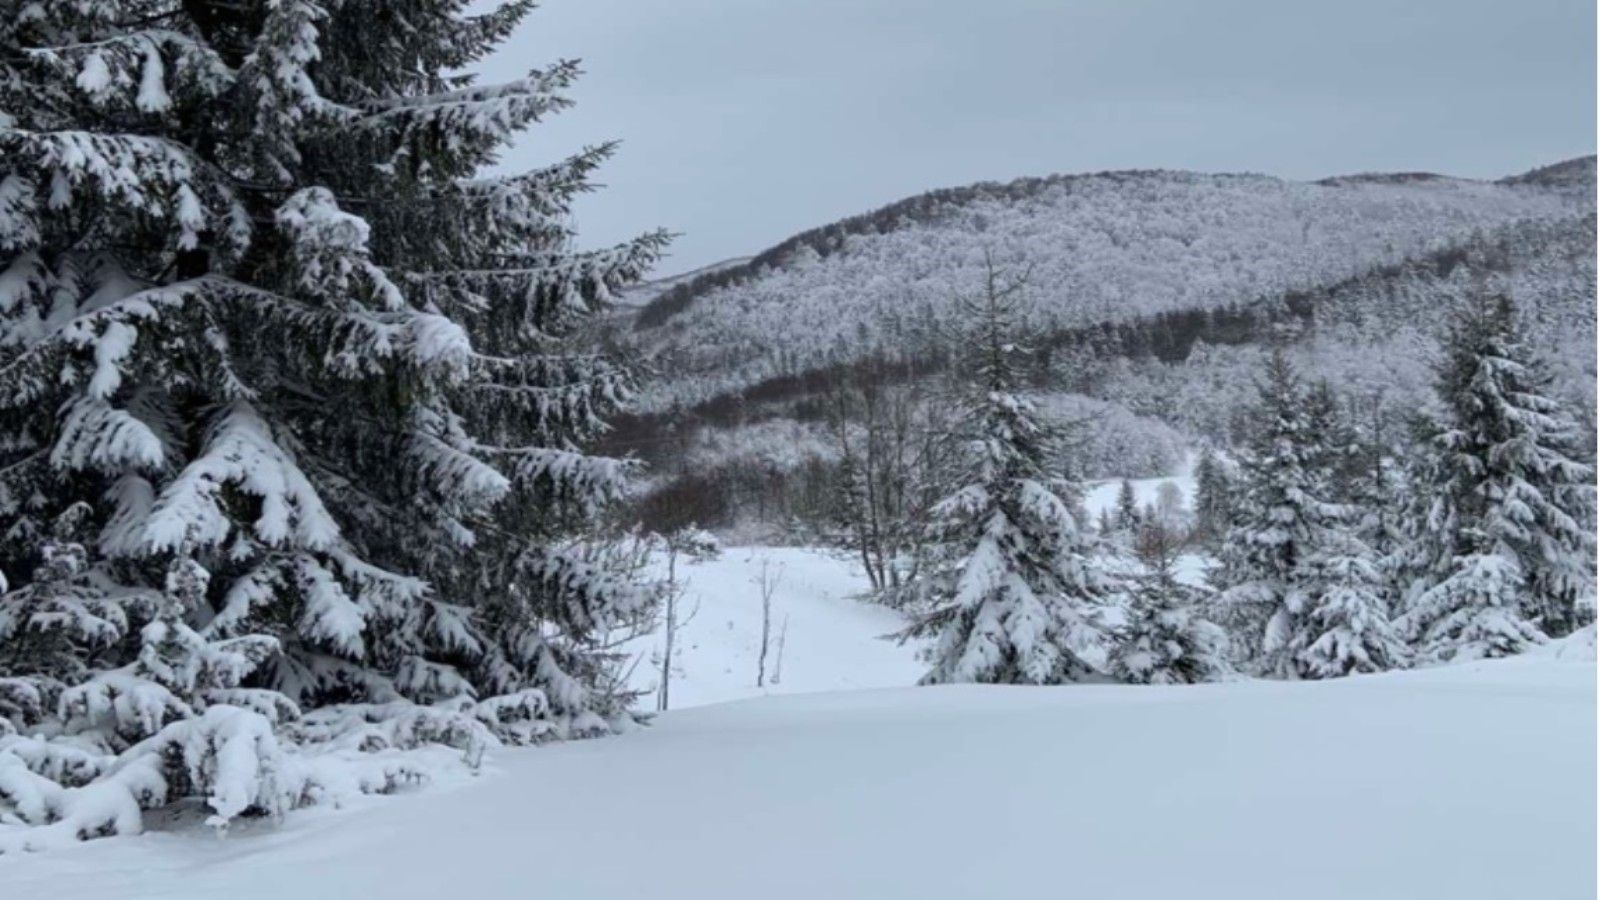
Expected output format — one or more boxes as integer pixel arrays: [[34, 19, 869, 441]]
[[621, 546, 924, 708], [5, 645, 1591, 899], [1080, 458, 1196, 519], [1081, 457, 1215, 587]]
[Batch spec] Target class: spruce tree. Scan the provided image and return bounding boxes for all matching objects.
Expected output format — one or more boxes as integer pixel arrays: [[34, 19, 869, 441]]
[[1111, 516, 1230, 684], [903, 258, 1115, 684], [0, 0, 664, 841], [1211, 352, 1320, 674], [1191, 446, 1233, 548], [1115, 478, 1139, 532], [1287, 528, 1410, 677], [1398, 293, 1595, 660], [1212, 352, 1405, 678]]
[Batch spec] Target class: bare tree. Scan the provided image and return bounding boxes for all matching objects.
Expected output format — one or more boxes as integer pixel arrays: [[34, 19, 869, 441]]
[[1134, 512, 1189, 589], [653, 527, 718, 712], [824, 373, 957, 602], [753, 558, 783, 688]]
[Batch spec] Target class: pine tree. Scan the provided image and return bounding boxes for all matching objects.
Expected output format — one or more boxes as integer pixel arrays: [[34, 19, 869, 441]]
[[1212, 352, 1405, 678], [1110, 515, 1230, 684], [1211, 352, 1321, 674], [1336, 392, 1407, 557], [903, 257, 1115, 684], [1191, 446, 1233, 548], [1115, 478, 1140, 532], [1287, 528, 1410, 677], [0, 0, 664, 841], [1398, 293, 1595, 660]]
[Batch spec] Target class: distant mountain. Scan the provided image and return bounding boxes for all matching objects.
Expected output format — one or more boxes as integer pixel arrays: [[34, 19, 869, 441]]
[[610, 157, 1594, 533], [628, 158, 1594, 413]]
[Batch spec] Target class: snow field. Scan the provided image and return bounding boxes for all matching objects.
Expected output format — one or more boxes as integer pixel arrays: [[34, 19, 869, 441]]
[[620, 546, 924, 709], [5, 640, 1591, 900]]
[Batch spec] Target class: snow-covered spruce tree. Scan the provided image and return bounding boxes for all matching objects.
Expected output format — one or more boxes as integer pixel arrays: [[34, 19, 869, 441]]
[[1211, 352, 1405, 678], [1397, 293, 1595, 661], [901, 256, 1116, 684], [1114, 478, 1139, 532], [1109, 515, 1230, 684], [0, 0, 664, 842], [1285, 526, 1409, 678], [1210, 352, 1319, 673], [1191, 446, 1233, 549]]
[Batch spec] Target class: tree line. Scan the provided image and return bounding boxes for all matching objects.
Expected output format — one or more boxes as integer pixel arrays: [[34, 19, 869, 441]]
[[825, 258, 1593, 684]]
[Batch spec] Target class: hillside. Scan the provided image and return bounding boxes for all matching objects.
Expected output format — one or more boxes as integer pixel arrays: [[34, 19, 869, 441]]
[[628, 159, 1594, 414], [607, 159, 1594, 534]]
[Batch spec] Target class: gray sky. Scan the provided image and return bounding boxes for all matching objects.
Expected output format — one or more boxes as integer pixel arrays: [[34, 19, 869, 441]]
[[480, 0, 1597, 274]]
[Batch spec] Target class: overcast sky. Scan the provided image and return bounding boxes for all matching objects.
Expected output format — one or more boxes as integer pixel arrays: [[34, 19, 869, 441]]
[[480, 0, 1597, 274]]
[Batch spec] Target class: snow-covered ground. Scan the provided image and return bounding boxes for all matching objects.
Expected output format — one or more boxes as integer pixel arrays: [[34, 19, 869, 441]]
[[1080, 459, 1197, 518], [620, 545, 924, 709], [1081, 455, 1215, 586], [5, 539, 1592, 897], [6, 637, 1592, 900]]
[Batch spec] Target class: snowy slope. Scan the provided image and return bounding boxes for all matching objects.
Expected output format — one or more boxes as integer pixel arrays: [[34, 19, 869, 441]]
[[631, 162, 1594, 411], [621, 546, 924, 709], [7, 649, 1592, 900]]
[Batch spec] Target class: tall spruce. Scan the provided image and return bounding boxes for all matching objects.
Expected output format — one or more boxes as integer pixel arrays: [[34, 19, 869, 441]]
[[1114, 478, 1139, 532], [1211, 352, 1318, 672], [1397, 293, 1595, 660], [0, 0, 665, 842], [1191, 446, 1233, 548], [903, 256, 1115, 684], [1212, 352, 1405, 677]]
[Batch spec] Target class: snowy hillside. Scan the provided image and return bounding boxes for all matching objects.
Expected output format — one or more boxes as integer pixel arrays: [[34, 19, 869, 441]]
[[608, 161, 1595, 537], [10, 645, 1592, 900], [631, 162, 1593, 411]]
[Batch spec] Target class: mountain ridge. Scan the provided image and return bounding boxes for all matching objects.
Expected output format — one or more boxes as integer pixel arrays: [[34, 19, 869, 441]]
[[636, 155, 1595, 331]]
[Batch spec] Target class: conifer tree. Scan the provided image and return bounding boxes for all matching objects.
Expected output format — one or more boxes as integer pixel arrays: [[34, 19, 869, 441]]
[[0, 0, 664, 840], [1110, 515, 1230, 684], [1211, 352, 1320, 673], [903, 257, 1116, 684], [1212, 352, 1405, 677], [1398, 293, 1595, 660], [1191, 446, 1233, 548], [1287, 528, 1410, 677], [1115, 478, 1140, 532]]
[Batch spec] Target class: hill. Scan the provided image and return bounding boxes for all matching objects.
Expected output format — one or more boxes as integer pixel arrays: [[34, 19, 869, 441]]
[[627, 158, 1594, 414]]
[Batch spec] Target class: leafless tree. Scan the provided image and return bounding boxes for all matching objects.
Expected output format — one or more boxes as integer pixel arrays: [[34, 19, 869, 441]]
[[753, 558, 783, 688], [654, 527, 718, 712]]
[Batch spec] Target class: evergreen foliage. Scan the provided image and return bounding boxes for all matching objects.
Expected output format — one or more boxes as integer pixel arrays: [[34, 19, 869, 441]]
[[0, 0, 664, 844], [1397, 293, 1595, 661], [1110, 515, 1230, 684], [1191, 446, 1233, 547], [1114, 479, 1139, 532], [1212, 352, 1406, 678], [903, 260, 1117, 684]]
